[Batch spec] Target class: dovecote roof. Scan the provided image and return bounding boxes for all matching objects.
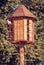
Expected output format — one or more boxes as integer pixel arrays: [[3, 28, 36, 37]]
[[7, 5, 37, 20]]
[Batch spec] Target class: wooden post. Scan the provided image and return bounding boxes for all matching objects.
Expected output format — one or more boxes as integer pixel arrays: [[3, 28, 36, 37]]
[[19, 44, 24, 65]]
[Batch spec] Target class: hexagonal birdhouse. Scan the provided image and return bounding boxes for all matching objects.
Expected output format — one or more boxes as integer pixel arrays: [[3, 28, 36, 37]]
[[7, 5, 37, 44]]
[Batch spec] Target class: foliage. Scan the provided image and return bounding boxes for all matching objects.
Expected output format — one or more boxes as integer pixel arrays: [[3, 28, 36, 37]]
[[0, 19, 18, 64]]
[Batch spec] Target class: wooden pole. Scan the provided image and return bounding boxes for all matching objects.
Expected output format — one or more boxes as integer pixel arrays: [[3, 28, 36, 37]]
[[19, 44, 24, 65]]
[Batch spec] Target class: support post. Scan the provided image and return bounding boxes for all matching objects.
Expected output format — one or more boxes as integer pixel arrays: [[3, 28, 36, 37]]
[[19, 44, 24, 65]]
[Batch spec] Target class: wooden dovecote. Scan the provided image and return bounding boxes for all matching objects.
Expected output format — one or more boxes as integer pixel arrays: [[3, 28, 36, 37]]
[[7, 5, 37, 44]]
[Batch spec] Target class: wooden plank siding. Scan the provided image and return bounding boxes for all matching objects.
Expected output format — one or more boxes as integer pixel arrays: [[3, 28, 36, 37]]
[[12, 19, 34, 43], [29, 20, 34, 43], [13, 20, 24, 41], [24, 19, 27, 41], [29, 20, 33, 42], [32, 21, 34, 43], [8, 19, 34, 43]]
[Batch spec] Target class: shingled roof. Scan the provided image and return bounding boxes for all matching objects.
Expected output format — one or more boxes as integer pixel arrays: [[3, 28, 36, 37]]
[[7, 5, 37, 20]]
